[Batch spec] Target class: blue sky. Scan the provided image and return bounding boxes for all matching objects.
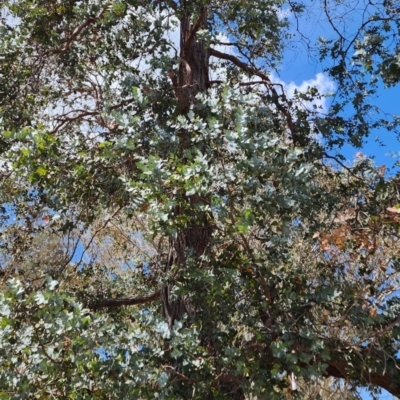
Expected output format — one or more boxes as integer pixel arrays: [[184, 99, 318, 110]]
[[359, 387, 396, 400], [274, 3, 400, 399], [276, 1, 400, 175]]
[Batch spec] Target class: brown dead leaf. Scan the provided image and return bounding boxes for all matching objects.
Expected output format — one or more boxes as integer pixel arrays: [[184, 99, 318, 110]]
[[369, 308, 377, 318]]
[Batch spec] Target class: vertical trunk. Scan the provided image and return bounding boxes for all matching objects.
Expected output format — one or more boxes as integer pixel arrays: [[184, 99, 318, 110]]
[[162, 9, 212, 328], [162, 9, 245, 399], [179, 11, 209, 105]]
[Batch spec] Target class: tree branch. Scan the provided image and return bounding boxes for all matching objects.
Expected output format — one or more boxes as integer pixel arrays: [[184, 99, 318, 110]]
[[209, 49, 300, 144], [210, 48, 259, 76], [305, 336, 400, 397], [89, 290, 161, 310], [185, 8, 208, 55], [49, 4, 109, 55], [323, 152, 363, 181], [209, 80, 269, 87], [324, 350, 400, 397]]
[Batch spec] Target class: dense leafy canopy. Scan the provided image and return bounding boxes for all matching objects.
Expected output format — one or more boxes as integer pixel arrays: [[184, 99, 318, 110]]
[[1, 0, 400, 398]]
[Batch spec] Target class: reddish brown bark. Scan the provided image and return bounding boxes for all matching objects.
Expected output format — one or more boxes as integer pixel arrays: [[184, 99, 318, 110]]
[[162, 8, 213, 328]]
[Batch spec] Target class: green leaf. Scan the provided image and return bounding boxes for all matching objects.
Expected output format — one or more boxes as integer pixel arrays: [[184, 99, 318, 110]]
[[36, 166, 47, 176]]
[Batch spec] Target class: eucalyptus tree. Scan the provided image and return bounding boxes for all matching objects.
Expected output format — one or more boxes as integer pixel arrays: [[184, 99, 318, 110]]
[[1, 0, 400, 399]]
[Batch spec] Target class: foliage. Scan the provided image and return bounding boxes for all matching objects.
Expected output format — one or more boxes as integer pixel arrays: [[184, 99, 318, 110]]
[[1, 0, 400, 399]]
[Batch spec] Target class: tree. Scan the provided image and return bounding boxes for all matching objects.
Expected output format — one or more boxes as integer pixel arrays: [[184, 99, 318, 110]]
[[1, 0, 400, 398]]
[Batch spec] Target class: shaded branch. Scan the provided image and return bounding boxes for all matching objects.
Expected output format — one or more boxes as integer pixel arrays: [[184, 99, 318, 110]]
[[160, 0, 178, 12], [90, 290, 161, 310], [324, 350, 400, 397], [49, 4, 109, 55], [209, 80, 270, 87], [323, 152, 363, 181], [50, 98, 136, 134], [210, 48, 260, 77], [209, 48, 300, 144], [297, 336, 400, 397]]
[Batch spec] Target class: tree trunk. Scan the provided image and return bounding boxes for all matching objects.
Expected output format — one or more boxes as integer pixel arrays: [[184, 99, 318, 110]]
[[178, 10, 209, 111], [162, 9, 213, 329]]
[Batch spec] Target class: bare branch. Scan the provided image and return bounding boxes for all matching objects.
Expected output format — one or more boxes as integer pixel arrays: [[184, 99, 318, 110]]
[[90, 290, 161, 309], [323, 152, 363, 180], [160, 0, 178, 12], [210, 48, 260, 77], [209, 80, 269, 86], [50, 98, 136, 134], [74, 207, 124, 272], [324, 349, 400, 397], [49, 4, 109, 55], [210, 48, 300, 144]]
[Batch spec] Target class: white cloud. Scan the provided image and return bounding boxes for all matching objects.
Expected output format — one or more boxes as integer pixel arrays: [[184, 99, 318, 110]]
[[270, 72, 336, 114]]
